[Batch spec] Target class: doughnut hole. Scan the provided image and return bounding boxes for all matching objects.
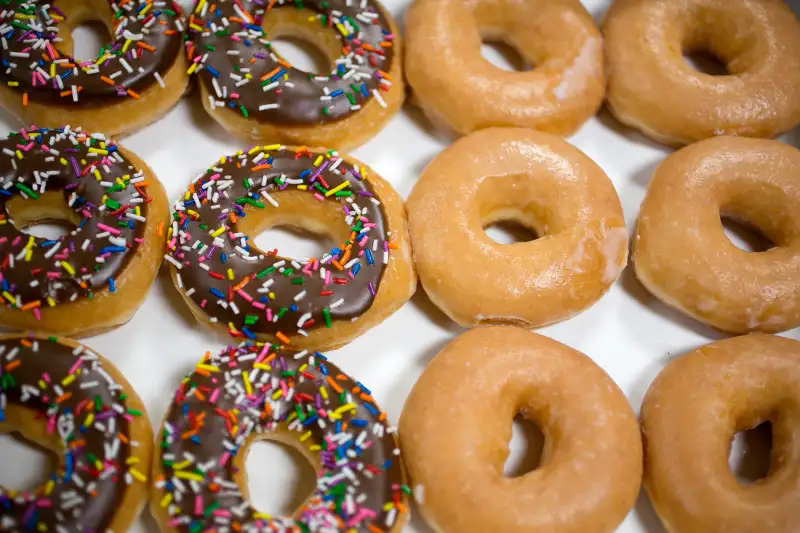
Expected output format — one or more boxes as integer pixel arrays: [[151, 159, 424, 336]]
[[721, 217, 774, 253], [716, 183, 798, 253], [236, 189, 352, 262], [261, 8, 341, 75], [484, 220, 539, 245], [49, 0, 115, 61], [242, 437, 317, 516], [678, 4, 760, 76], [480, 40, 531, 72], [6, 192, 80, 239], [503, 415, 546, 478], [729, 421, 773, 484], [0, 406, 64, 494]]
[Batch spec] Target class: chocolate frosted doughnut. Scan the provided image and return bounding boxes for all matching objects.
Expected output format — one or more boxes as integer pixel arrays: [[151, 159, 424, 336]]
[[186, 0, 403, 149], [0, 0, 189, 136], [165, 145, 415, 350], [0, 126, 169, 337], [150, 342, 409, 533], [0, 334, 153, 533]]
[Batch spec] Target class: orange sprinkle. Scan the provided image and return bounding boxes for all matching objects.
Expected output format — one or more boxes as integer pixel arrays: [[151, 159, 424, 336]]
[[127, 89, 141, 99], [233, 276, 250, 291], [261, 67, 281, 81], [117, 432, 129, 444], [137, 42, 155, 52], [368, 526, 383, 533], [20, 339, 33, 348], [69, 440, 86, 449], [157, 221, 164, 237], [326, 376, 342, 394], [100, 76, 115, 86], [388, 242, 399, 249], [55, 392, 73, 404], [22, 93, 28, 106], [396, 502, 407, 514], [331, 260, 343, 271], [250, 163, 271, 172], [377, 70, 392, 81], [276, 331, 290, 344], [4, 360, 21, 371], [20, 300, 41, 311]]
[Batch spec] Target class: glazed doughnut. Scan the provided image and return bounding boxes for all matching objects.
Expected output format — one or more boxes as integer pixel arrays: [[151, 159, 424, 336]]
[[0, 334, 153, 533], [151, 341, 409, 532], [604, 0, 800, 146], [0, 0, 189, 137], [165, 144, 415, 351], [642, 334, 800, 533], [400, 327, 642, 533], [0, 126, 168, 337], [633, 136, 800, 334], [406, 128, 627, 328], [405, 0, 604, 137], [186, 0, 403, 149]]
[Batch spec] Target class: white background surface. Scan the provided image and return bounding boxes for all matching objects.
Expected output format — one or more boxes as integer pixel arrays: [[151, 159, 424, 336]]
[[2, 0, 800, 531]]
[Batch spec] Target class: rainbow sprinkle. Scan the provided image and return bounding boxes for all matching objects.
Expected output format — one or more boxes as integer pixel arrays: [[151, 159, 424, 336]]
[[186, 0, 395, 124], [0, 335, 149, 533], [165, 145, 393, 341], [155, 341, 408, 532]]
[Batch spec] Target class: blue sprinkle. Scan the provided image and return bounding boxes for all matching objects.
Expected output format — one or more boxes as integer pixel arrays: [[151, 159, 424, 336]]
[[365, 249, 374, 265], [289, 304, 298, 312], [206, 66, 220, 78], [302, 415, 319, 427], [351, 419, 368, 427], [100, 246, 126, 254], [108, 278, 115, 293], [330, 89, 344, 97], [360, 83, 368, 96], [220, 252, 227, 264], [242, 327, 256, 339], [351, 263, 361, 276], [363, 403, 378, 416], [319, 363, 328, 375], [190, 435, 201, 444], [356, 381, 371, 394], [314, 351, 327, 360], [210, 287, 225, 299]]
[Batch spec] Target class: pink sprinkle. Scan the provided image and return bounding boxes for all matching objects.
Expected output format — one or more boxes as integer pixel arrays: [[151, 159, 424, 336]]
[[200, 299, 207, 308], [236, 289, 253, 303], [134, 237, 144, 244], [324, 270, 332, 286], [11, 236, 21, 246], [256, 343, 270, 362], [42, 372, 50, 383], [168, 519, 183, 527], [46, 415, 56, 434], [209, 388, 220, 403], [251, 302, 265, 310], [314, 193, 325, 202], [219, 452, 230, 467], [32, 308, 41, 321], [194, 495, 203, 516], [265, 308, 273, 322], [212, 510, 232, 518], [97, 223, 121, 236], [68, 359, 83, 375]]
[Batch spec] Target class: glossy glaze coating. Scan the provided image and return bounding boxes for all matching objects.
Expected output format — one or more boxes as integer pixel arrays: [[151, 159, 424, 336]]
[[0, 335, 153, 533], [604, 0, 800, 145], [406, 128, 627, 328], [405, 0, 604, 137], [642, 335, 800, 533], [151, 342, 409, 533], [400, 327, 642, 533], [633, 136, 800, 333]]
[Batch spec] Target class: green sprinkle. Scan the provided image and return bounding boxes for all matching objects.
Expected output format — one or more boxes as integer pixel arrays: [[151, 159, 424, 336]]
[[14, 183, 38, 199]]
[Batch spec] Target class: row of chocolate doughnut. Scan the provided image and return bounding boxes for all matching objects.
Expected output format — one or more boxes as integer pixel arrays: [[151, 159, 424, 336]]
[[4, 325, 797, 533], [4, 0, 800, 150]]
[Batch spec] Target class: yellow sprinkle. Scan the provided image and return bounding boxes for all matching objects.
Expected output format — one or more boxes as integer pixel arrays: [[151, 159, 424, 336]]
[[271, 389, 283, 400], [160, 493, 173, 508], [298, 363, 308, 373], [37, 523, 46, 532], [49, 63, 55, 78], [211, 226, 225, 238], [383, 502, 394, 512], [7, 81, 19, 87], [264, 144, 281, 150], [46, 296, 56, 307], [126, 457, 140, 465], [38, 380, 47, 389], [299, 431, 312, 442], [319, 386, 328, 400], [129, 468, 147, 482], [26, 236, 34, 249], [336, 23, 348, 36], [83, 414, 94, 427], [122, 39, 132, 53], [61, 374, 75, 387], [24, 248, 32, 262], [45, 480, 55, 495], [243, 371, 252, 396], [61, 262, 75, 275], [196, 363, 220, 372], [88, 148, 108, 155], [175, 471, 203, 481], [2, 291, 16, 305], [268, 292, 275, 300], [94, 169, 102, 181], [254, 363, 272, 371], [227, 268, 234, 280], [254, 513, 272, 520], [313, 155, 323, 167], [15, 150, 22, 159], [187, 62, 198, 75], [59, 158, 67, 165], [139, 2, 151, 15], [194, 0, 207, 13], [333, 403, 356, 417], [297, 185, 308, 190], [309, 445, 321, 452], [325, 180, 350, 197], [173, 460, 191, 470]]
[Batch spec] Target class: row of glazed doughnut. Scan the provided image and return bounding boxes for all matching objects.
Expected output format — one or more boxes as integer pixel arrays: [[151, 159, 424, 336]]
[[5, 0, 800, 150], [4, 326, 796, 533], [1, 123, 795, 347]]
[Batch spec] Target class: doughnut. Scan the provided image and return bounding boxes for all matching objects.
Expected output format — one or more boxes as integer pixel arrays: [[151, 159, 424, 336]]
[[0, 334, 153, 533], [633, 136, 800, 334], [150, 341, 409, 532], [404, 0, 604, 137], [186, 0, 403, 150], [0, 0, 189, 137], [0, 126, 168, 337], [642, 334, 800, 533], [165, 144, 415, 351], [406, 128, 627, 328], [400, 326, 642, 533], [604, 0, 800, 146]]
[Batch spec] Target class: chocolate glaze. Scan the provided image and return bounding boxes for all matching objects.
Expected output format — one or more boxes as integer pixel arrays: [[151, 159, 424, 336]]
[[157, 342, 407, 532], [0, 127, 152, 310], [0, 337, 133, 533], [166, 146, 390, 339], [187, 0, 396, 125], [0, 0, 185, 105]]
